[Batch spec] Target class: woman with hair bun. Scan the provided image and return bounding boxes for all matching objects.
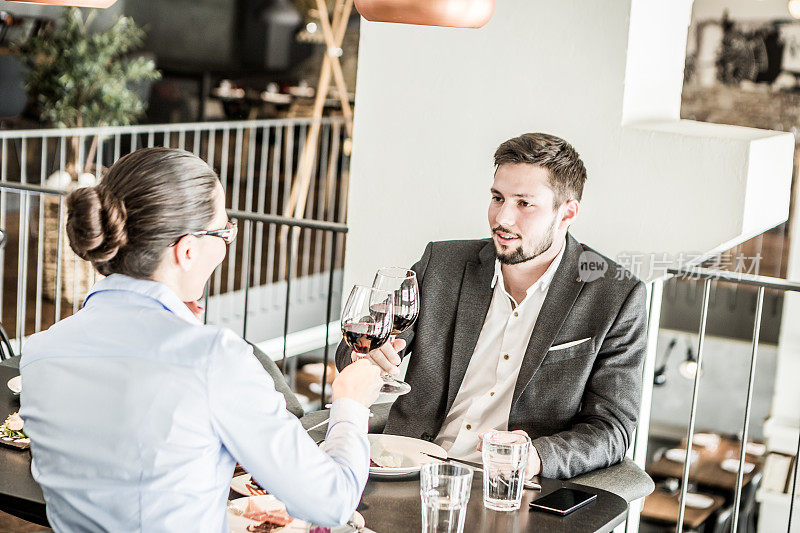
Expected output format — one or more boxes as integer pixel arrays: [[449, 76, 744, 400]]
[[19, 147, 382, 531]]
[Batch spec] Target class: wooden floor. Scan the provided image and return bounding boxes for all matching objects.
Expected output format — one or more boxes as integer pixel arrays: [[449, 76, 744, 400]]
[[0, 511, 48, 532]]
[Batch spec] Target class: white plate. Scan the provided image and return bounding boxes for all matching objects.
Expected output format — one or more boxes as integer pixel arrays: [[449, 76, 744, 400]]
[[227, 495, 308, 532], [231, 474, 268, 497], [665, 448, 699, 463], [745, 442, 766, 456], [7, 376, 20, 395], [720, 458, 755, 474], [368, 434, 447, 478], [692, 433, 720, 450], [684, 493, 715, 509]]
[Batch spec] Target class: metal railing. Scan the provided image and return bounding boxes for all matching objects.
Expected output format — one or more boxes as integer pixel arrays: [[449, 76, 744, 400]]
[[0, 180, 347, 408], [663, 266, 800, 533], [0, 118, 350, 408], [0, 117, 349, 337]]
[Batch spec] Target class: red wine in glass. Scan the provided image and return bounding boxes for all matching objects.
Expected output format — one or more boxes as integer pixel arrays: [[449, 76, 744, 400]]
[[340, 286, 401, 394], [371, 268, 419, 395], [342, 321, 391, 354]]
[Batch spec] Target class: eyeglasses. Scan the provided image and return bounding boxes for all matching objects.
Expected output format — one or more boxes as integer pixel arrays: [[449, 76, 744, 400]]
[[172, 219, 238, 246]]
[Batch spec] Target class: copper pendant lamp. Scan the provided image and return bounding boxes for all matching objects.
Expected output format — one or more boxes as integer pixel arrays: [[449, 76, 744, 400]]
[[354, 0, 494, 28], [8, 0, 118, 7]]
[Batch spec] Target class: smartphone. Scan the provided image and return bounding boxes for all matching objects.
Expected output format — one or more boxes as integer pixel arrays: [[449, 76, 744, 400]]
[[529, 488, 598, 516]]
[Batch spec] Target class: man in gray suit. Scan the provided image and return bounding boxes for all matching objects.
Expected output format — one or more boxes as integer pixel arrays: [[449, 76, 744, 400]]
[[336, 133, 648, 479]]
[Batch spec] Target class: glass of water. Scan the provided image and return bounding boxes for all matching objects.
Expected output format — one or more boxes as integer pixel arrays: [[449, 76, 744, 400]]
[[481, 431, 530, 511], [420, 462, 473, 533]]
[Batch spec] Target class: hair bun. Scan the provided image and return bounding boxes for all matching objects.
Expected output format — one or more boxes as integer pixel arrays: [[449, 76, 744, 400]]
[[66, 185, 128, 265]]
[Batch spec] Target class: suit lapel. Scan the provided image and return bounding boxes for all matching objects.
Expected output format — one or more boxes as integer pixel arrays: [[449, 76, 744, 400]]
[[512, 232, 586, 405], [446, 240, 495, 414]]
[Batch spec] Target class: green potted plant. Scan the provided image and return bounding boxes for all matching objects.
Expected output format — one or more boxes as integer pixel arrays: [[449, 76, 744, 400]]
[[15, 7, 160, 305]]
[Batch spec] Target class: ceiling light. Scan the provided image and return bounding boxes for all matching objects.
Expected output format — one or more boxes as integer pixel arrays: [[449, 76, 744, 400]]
[[355, 0, 494, 29], [790, 0, 800, 19]]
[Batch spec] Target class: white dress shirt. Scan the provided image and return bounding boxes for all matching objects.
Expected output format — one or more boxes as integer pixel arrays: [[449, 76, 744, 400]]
[[20, 274, 369, 532], [435, 238, 566, 461]]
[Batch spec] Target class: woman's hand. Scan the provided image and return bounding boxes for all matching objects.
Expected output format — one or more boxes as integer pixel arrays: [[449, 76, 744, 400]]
[[332, 359, 383, 408]]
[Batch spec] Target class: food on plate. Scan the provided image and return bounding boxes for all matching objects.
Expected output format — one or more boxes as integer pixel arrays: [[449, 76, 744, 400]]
[[371, 452, 403, 468], [246, 523, 282, 532], [0, 412, 28, 442], [241, 499, 292, 531]]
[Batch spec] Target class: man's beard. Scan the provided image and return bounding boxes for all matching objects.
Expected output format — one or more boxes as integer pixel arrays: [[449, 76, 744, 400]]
[[494, 216, 558, 265]]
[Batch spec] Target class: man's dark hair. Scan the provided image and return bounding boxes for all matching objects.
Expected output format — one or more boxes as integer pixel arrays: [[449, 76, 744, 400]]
[[493, 133, 587, 207]]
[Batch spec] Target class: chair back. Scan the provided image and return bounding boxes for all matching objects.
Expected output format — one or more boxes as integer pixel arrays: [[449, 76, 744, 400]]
[[710, 505, 734, 533], [249, 342, 305, 418]]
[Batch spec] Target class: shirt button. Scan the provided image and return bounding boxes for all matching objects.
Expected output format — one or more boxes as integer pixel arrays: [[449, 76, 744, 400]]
[[466, 424, 472, 430], [503, 354, 510, 360], [513, 311, 519, 317]]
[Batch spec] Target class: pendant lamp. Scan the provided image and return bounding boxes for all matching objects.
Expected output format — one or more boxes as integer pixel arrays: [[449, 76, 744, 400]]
[[354, 0, 494, 28], [8, 0, 118, 7]]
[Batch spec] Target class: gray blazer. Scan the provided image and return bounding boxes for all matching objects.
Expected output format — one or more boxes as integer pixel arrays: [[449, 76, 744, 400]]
[[336, 232, 648, 479]]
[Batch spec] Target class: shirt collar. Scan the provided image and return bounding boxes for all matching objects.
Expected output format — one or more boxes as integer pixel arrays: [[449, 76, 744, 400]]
[[491, 236, 567, 297], [83, 274, 201, 325]]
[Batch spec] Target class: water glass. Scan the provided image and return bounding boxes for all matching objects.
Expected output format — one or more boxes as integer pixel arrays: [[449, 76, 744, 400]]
[[481, 431, 530, 511], [420, 462, 473, 533]]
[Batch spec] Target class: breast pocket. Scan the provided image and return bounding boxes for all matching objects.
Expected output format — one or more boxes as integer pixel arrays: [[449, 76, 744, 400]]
[[542, 337, 596, 365]]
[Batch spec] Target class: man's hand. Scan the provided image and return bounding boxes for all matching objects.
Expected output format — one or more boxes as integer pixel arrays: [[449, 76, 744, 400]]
[[477, 429, 542, 479], [351, 338, 407, 375]]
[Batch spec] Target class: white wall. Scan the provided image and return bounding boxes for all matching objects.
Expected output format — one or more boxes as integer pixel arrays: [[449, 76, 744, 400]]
[[343, 0, 794, 290]]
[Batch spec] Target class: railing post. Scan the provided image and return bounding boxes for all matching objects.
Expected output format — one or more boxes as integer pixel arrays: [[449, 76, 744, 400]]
[[282, 226, 294, 375], [321, 231, 338, 409], [677, 277, 712, 533], [242, 220, 252, 340], [731, 285, 765, 532]]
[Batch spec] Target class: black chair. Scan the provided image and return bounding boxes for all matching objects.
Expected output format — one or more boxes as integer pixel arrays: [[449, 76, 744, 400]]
[[0, 323, 15, 361], [0, 228, 14, 361], [709, 505, 734, 533], [249, 342, 305, 418], [736, 470, 762, 533]]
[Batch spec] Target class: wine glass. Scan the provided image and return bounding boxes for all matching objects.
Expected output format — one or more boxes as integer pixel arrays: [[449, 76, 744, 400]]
[[371, 267, 419, 395], [340, 286, 398, 394]]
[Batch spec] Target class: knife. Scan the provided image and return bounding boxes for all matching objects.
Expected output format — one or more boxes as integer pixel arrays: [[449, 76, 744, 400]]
[[420, 452, 541, 490], [421, 452, 483, 471]]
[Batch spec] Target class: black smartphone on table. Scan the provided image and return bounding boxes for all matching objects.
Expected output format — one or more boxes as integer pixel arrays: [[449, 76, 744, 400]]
[[529, 488, 597, 516]]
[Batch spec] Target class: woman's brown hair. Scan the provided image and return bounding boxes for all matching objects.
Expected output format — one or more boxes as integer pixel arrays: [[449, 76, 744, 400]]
[[66, 147, 219, 278]]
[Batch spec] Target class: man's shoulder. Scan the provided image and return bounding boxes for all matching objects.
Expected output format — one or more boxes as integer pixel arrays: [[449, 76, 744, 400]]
[[424, 238, 492, 260]]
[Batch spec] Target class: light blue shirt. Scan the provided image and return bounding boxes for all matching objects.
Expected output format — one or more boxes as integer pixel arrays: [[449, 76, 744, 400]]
[[20, 274, 370, 532]]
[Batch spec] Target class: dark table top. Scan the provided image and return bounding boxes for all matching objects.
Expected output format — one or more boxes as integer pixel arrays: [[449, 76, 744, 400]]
[[0, 362, 47, 526], [0, 361, 627, 531], [358, 473, 627, 533]]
